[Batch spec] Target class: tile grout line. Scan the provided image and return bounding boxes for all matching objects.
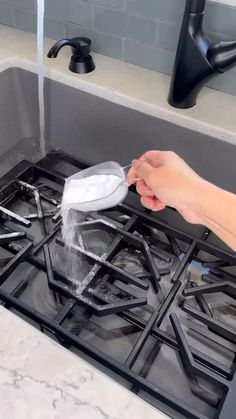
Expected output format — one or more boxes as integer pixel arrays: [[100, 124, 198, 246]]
[[11, 6, 17, 28], [91, 3, 95, 30], [121, 37, 125, 60], [155, 19, 159, 44]]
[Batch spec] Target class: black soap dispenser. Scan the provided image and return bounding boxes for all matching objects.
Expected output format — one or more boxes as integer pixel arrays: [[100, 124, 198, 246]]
[[47, 37, 95, 74]]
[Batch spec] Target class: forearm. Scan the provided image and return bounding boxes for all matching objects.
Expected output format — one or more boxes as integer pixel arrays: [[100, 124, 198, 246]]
[[195, 181, 236, 251]]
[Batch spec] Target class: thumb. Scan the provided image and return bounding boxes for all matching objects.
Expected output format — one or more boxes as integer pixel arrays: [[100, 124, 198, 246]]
[[132, 159, 153, 181]]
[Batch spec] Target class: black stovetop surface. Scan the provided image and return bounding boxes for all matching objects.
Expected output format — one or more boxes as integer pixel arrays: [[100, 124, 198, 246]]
[[0, 151, 236, 419]]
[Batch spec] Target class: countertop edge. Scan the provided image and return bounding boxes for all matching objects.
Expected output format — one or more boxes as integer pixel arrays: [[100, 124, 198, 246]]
[[2, 56, 236, 146], [0, 24, 235, 147]]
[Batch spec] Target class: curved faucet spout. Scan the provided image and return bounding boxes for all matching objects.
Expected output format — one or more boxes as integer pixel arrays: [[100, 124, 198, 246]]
[[208, 41, 236, 73]]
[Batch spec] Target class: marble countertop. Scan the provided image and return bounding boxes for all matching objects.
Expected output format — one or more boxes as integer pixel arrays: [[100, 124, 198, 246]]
[[0, 306, 169, 419], [0, 25, 236, 145]]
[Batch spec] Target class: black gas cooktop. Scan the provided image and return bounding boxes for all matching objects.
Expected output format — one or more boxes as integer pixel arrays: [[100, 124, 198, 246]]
[[0, 151, 236, 419]]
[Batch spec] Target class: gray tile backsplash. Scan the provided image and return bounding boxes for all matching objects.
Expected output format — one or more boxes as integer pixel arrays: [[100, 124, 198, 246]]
[[65, 22, 123, 59], [44, 16, 65, 40], [124, 39, 175, 75], [127, 0, 186, 24], [0, 0, 36, 12], [13, 8, 36, 33], [1, 0, 236, 96], [204, 1, 236, 39], [65, 0, 93, 27], [0, 4, 14, 26], [92, 0, 125, 10], [158, 22, 180, 51], [124, 13, 157, 45], [94, 6, 157, 44], [44, 0, 66, 20], [94, 6, 126, 37]]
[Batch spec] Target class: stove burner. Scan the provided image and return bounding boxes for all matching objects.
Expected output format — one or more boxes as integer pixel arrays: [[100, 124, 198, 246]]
[[0, 231, 25, 245], [0, 151, 235, 419], [44, 243, 148, 316], [0, 204, 31, 227]]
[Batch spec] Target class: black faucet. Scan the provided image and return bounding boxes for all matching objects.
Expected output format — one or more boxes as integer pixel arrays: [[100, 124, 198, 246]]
[[168, 0, 236, 109], [47, 37, 95, 74]]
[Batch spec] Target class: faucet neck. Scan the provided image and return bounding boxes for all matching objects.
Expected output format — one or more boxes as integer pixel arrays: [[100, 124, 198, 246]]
[[185, 0, 206, 14], [208, 41, 236, 72], [168, 0, 236, 108]]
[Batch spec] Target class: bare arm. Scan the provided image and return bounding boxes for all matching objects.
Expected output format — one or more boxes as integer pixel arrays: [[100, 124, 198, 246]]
[[196, 181, 236, 251], [127, 151, 236, 252]]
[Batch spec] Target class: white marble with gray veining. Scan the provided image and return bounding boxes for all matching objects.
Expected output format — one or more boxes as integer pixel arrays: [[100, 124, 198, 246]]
[[0, 306, 169, 419]]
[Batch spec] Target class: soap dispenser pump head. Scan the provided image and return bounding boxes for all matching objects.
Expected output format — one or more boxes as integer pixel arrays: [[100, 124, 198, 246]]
[[47, 37, 95, 74]]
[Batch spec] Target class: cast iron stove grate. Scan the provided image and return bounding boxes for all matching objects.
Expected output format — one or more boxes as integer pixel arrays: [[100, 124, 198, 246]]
[[0, 151, 235, 419]]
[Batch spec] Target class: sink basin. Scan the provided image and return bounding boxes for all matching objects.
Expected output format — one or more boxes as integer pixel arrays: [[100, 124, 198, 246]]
[[1, 66, 236, 194]]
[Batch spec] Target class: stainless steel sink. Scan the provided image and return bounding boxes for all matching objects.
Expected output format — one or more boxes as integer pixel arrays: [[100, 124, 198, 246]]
[[1, 67, 236, 194]]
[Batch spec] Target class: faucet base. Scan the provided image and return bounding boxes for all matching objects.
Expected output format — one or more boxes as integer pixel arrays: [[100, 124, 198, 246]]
[[168, 97, 197, 109]]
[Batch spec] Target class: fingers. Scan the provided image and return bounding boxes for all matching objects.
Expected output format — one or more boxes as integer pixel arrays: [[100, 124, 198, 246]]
[[139, 150, 164, 167], [140, 196, 166, 212], [136, 179, 153, 197], [127, 150, 165, 184], [127, 166, 137, 185], [136, 180, 165, 210], [127, 152, 166, 212], [132, 159, 153, 181], [127, 159, 155, 185]]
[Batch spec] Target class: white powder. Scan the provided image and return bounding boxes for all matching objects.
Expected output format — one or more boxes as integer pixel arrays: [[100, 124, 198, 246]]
[[61, 173, 127, 285], [62, 174, 124, 212], [61, 209, 86, 285]]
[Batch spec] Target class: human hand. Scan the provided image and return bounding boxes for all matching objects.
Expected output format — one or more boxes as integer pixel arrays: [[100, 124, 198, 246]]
[[127, 150, 206, 224]]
